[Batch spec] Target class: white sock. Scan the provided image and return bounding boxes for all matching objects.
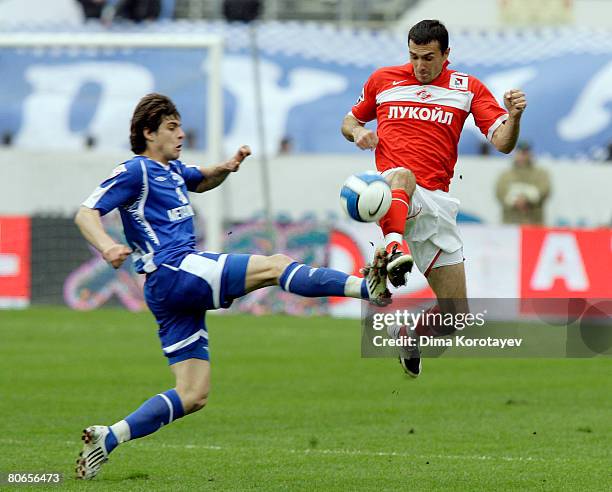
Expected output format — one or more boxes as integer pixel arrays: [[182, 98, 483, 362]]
[[384, 233, 403, 248], [110, 420, 131, 443], [344, 275, 364, 299]]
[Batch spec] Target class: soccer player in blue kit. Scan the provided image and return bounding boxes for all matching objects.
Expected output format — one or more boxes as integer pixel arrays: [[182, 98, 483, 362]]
[[73, 93, 391, 479]]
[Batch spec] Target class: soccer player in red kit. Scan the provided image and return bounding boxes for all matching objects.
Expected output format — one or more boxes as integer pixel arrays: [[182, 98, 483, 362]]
[[341, 20, 527, 376]]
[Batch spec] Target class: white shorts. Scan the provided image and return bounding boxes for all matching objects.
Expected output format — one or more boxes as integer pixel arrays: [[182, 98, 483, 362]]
[[381, 168, 464, 275]]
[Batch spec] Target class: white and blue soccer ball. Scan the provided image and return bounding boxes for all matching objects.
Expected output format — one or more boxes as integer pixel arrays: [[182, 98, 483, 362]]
[[340, 172, 392, 222]]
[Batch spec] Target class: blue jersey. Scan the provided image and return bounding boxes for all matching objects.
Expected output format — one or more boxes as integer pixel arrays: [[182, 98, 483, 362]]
[[83, 156, 205, 274]]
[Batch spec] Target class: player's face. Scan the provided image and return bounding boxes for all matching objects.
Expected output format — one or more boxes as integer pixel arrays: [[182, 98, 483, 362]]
[[148, 115, 185, 163], [409, 40, 450, 84]]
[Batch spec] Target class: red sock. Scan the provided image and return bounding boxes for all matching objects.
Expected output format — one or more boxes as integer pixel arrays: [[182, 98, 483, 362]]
[[414, 304, 455, 337], [397, 325, 410, 344], [379, 189, 410, 253], [414, 305, 442, 337]]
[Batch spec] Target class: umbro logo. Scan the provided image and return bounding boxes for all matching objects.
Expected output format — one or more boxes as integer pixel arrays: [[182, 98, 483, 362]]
[[154, 176, 167, 182]]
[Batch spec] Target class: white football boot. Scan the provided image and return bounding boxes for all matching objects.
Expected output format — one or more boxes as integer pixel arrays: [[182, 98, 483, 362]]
[[75, 425, 111, 480], [363, 247, 392, 306]]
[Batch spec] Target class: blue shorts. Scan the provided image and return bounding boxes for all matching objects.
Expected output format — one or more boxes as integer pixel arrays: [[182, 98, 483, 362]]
[[144, 251, 251, 365]]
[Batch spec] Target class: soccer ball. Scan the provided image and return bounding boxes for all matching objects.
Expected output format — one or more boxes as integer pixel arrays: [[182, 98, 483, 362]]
[[340, 172, 392, 222]]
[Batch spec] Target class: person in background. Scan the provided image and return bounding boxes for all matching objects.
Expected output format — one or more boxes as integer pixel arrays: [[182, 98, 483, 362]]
[[496, 141, 551, 225], [76, 0, 107, 18], [278, 136, 293, 155], [77, 0, 174, 22], [114, 0, 161, 22]]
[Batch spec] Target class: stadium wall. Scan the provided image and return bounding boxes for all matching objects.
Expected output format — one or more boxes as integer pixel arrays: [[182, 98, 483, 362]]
[[1, 214, 610, 314], [2, 150, 610, 312], [328, 221, 612, 318], [2, 150, 611, 227]]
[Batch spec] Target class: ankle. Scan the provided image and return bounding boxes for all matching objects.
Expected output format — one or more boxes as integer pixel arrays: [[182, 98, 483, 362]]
[[386, 240, 407, 256]]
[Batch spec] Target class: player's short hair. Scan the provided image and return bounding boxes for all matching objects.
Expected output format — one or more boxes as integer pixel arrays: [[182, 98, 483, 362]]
[[130, 93, 181, 154], [408, 19, 449, 53]]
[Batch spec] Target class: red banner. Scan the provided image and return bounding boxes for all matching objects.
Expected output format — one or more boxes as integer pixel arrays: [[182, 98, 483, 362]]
[[521, 227, 612, 298], [0, 216, 31, 307]]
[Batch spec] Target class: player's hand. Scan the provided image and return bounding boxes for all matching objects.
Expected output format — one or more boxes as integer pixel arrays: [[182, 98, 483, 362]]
[[102, 244, 133, 269], [225, 145, 252, 172], [504, 89, 527, 117], [352, 127, 378, 150]]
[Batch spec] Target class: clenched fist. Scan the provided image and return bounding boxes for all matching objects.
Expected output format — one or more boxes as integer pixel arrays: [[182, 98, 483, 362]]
[[504, 89, 527, 117], [102, 244, 133, 269], [225, 145, 252, 172]]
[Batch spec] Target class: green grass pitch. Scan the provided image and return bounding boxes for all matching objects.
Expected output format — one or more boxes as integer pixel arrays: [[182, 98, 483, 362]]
[[1, 307, 610, 491]]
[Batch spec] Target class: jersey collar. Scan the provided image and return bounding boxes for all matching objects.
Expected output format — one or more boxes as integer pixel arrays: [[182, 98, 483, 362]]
[[406, 59, 451, 83], [136, 155, 171, 171]]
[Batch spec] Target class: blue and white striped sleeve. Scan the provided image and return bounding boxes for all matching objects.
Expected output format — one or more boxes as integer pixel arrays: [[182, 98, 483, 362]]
[[82, 162, 143, 216]]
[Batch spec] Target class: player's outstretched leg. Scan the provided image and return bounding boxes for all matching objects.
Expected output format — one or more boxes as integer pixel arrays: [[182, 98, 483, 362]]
[[380, 168, 415, 287], [75, 388, 186, 480], [278, 248, 391, 306], [244, 248, 391, 306]]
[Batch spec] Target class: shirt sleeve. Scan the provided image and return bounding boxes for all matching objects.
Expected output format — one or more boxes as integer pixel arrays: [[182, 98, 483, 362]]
[[350, 73, 378, 123], [470, 77, 508, 142], [82, 162, 143, 216], [176, 161, 205, 192]]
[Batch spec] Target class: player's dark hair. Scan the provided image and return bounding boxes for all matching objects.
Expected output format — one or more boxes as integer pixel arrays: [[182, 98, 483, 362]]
[[408, 19, 449, 53], [130, 93, 180, 154]]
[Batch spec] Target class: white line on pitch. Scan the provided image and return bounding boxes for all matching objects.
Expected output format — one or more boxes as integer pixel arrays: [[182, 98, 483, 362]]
[[137, 441, 545, 463], [0, 438, 552, 463]]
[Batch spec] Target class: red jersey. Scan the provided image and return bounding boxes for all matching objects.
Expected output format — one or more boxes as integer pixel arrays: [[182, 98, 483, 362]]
[[351, 62, 507, 192]]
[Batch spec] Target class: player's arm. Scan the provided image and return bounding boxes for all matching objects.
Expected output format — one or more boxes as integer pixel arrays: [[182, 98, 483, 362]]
[[341, 113, 378, 150], [490, 89, 527, 154], [76, 162, 140, 269], [74, 206, 132, 269], [342, 74, 378, 150], [194, 145, 251, 193]]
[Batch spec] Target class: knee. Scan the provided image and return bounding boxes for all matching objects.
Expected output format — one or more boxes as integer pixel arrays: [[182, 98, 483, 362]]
[[388, 168, 416, 193], [178, 389, 209, 414], [189, 396, 208, 413], [266, 254, 294, 281]]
